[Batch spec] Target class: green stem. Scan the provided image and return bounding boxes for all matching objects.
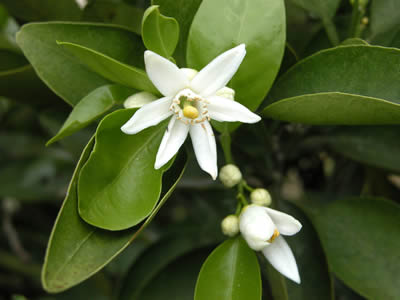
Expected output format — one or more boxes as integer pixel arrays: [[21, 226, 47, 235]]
[[242, 180, 254, 192], [349, 0, 365, 38], [0, 250, 41, 281], [220, 130, 233, 164], [322, 17, 340, 46]]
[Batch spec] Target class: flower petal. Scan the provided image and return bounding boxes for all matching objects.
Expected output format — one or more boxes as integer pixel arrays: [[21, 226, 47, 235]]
[[155, 116, 189, 169], [262, 236, 301, 284], [189, 121, 217, 179], [121, 96, 172, 134], [190, 44, 246, 97], [144, 51, 189, 96], [207, 95, 261, 123], [264, 207, 302, 236], [239, 205, 275, 251]]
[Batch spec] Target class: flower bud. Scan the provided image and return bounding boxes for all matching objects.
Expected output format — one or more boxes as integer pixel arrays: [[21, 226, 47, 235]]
[[123, 92, 158, 109], [216, 87, 235, 100], [250, 188, 272, 206], [221, 215, 239, 237], [219, 164, 242, 187]]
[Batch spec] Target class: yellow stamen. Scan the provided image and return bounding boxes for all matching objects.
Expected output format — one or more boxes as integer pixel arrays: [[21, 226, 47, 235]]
[[267, 229, 280, 243], [183, 105, 199, 119]]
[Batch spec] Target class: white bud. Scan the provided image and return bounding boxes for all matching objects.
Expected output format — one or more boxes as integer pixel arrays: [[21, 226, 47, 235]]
[[219, 164, 242, 187], [216, 87, 235, 100], [221, 215, 239, 237], [250, 188, 272, 206], [180, 68, 198, 81], [123, 92, 158, 109]]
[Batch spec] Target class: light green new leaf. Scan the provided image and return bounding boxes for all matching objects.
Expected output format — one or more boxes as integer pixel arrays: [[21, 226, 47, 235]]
[[194, 236, 261, 300], [58, 41, 158, 95], [78, 109, 167, 230], [301, 197, 400, 300], [263, 45, 400, 124], [187, 0, 286, 115], [153, 0, 202, 66], [17, 22, 146, 106], [42, 137, 187, 293], [142, 5, 179, 58], [47, 84, 135, 145]]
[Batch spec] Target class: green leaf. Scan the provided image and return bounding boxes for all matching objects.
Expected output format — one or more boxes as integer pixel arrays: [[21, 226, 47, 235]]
[[78, 109, 168, 230], [187, 0, 286, 114], [153, 0, 202, 66], [0, 4, 21, 52], [290, 0, 340, 19], [263, 45, 400, 124], [340, 38, 368, 45], [141, 5, 179, 58], [119, 235, 217, 300], [57, 41, 158, 94], [300, 197, 400, 300], [0, 50, 27, 71], [264, 262, 289, 300], [1, 0, 81, 21], [369, 0, 400, 46], [47, 84, 135, 145], [279, 201, 334, 300], [194, 236, 261, 300], [17, 22, 146, 106], [42, 137, 187, 292], [308, 126, 400, 173]]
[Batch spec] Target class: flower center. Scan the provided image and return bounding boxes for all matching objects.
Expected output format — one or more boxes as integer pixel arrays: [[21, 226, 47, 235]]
[[267, 229, 280, 243], [170, 88, 210, 125]]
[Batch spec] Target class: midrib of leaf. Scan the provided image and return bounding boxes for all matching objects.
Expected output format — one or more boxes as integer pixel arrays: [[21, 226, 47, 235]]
[[234, 0, 249, 44], [155, 13, 169, 57], [225, 240, 239, 299]]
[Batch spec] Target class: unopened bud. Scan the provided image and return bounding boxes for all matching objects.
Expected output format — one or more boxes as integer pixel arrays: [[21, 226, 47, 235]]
[[221, 215, 239, 237], [216, 87, 235, 100], [123, 92, 157, 108], [250, 188, 272, 206], [349, 0, 369, 8], [219, 164, 242, 187]]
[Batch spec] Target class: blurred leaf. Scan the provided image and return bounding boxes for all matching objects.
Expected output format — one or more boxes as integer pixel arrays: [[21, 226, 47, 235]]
[[264, 45, 400, 124], [141, 5, 179, 58], [58, 41, 158, 94], [1, 0, 81, 21], [369, 0, 400, 46], [83, 0, 144, 34], [290, 0, 340, 20], [300, 197, 400, 300], [0, 50, 27, 71], [0, 4, 20, 52], [308, 126, 400, 173], [187, 0, 286, 117], [340, 38, 368, 45], [78, 109, 167, 230], [264, 262, 288, 300], [194, 236, 261, 300], [43, 137, 187, 292], [17, 22, 146, 106], [153, 0, 202, 66], [119, 235, 216, 300], [47, 84, 135, 145]]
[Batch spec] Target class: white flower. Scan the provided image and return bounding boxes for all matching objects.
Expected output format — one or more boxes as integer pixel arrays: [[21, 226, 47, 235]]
[[121, 44, 261, 179], [239, 205, 302, 284]]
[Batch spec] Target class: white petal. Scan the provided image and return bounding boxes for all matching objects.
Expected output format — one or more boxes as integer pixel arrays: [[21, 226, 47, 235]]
[[190, 44, 246, 97], [264, 207, 302, 236], [239, 205, 275, 251], [144, 51, 189, 96], [121, 96, 172, 134], [262, 236, 301, 284], [189, 121, 217, 179], [155, 116, 189, 169], [207, 95, 261, 123]]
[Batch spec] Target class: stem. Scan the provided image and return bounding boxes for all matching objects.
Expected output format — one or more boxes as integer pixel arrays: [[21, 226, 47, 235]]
[[349, 0, 365, 38], [322, 17, 340, 46], [220, 130, 233, 164], [242, 180, 254, 192]]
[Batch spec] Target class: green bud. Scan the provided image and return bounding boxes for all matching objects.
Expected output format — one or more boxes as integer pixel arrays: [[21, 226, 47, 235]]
[[250, 188, 272, 206], [221, 215, 239, 237]]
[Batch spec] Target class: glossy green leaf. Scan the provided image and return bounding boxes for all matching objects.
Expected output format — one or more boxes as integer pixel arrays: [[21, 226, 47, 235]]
[[1, 0, 81, 21], [47, 85, 135, 145], [78, 109, 167, 230], [279, 201, 334, 300], [301, 197, 400, 300], [187, 0, 286, 113], [141, 5, 179, 58], [119, 235, 217, 300], [264, 45, 400, 124], [370, 0, 400, 46], [42, 137, 187, 292], [17, 22, 146, 106], [58, 41, 158, 94], [153, 0, 202, 66], [309, 126, 400, 173], [194, 236, 261, 300]]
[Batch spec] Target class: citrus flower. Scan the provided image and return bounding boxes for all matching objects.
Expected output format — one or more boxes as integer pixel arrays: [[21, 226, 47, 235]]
[[239, 205, 302, 283], [121, 44, 261, 179]]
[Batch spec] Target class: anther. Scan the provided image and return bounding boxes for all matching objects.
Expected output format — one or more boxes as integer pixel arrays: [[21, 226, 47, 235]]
[[267, 229, 280, 243]]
